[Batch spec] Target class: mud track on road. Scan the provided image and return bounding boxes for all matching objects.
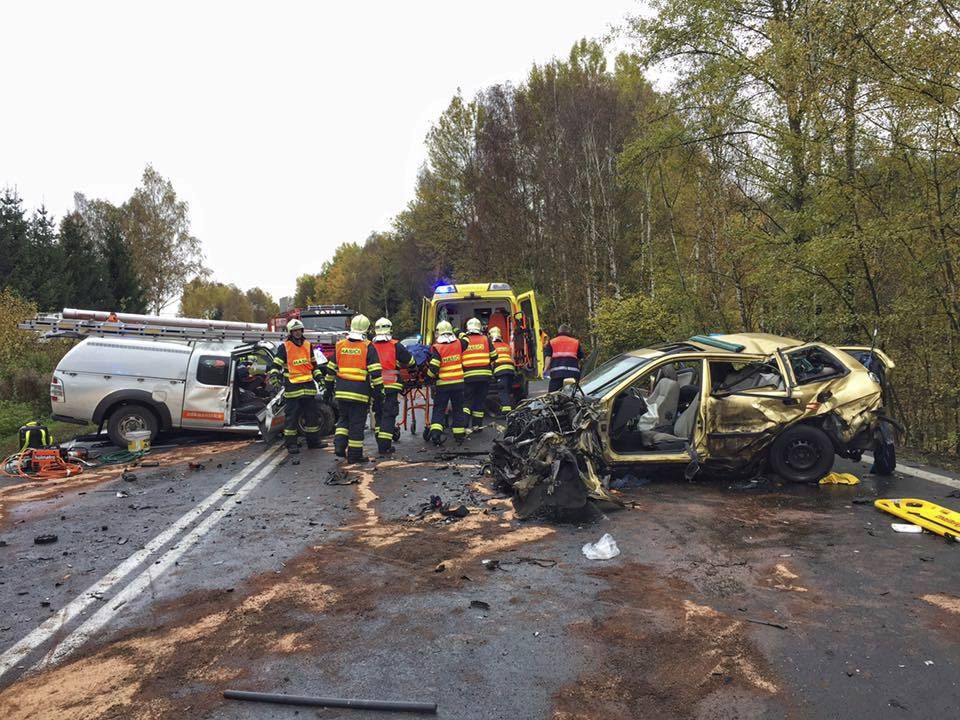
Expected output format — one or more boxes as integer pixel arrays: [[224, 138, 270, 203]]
[[2, 462, 858, 719], [0, 461, 555, 719], [0, 440, 251, 529]]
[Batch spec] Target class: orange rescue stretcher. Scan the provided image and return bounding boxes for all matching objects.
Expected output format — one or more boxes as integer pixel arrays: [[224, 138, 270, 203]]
[[399, 363, 431, 436]]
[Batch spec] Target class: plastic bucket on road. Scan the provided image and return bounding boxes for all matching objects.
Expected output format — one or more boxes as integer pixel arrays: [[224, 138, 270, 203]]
[[126, 430, 151, 453]]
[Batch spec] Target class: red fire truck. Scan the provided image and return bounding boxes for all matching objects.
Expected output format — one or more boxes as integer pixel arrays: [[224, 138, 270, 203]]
[[269, 305, 354, 356]]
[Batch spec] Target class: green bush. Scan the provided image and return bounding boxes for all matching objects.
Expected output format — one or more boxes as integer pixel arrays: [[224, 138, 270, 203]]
[[592, 293, 687, 360], [0, 401, 34, 438]]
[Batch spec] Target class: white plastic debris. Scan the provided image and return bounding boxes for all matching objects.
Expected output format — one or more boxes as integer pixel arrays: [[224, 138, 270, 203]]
[[582, 533, 620, 560], [891, 523, 923, 533]]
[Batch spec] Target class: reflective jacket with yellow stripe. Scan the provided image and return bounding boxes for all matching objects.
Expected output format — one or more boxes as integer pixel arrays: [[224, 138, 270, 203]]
[[325, 338, 383, 403], [269, 339, 326, 398], [461, 332, 498, 381]]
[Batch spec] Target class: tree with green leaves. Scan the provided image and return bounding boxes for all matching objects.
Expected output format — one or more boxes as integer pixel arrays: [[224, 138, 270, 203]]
[[124, 165, 206, 313]]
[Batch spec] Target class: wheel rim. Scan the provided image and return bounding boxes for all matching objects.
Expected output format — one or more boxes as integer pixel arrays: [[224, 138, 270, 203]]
[[118, 414, 148, 437], [785, 438, 820, 471]]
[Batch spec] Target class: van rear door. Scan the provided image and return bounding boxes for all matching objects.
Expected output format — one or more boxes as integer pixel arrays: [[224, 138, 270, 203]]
[[420, 297, 432, 345], [517, 290, 543, 379]]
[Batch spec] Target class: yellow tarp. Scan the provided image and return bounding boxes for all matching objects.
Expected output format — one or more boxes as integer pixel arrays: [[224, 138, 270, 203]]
[[819, 472, 860, 485]]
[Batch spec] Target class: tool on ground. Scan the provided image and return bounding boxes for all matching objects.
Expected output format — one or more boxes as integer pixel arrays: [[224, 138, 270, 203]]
[[18, 421, 53, 451], [1, 447, 84, 480], [223, 689, 438, 714], [875, 498, 960, 542]]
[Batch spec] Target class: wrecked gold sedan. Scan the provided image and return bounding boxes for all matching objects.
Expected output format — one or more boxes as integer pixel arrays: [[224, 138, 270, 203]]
[[580, 334, 895, 482]]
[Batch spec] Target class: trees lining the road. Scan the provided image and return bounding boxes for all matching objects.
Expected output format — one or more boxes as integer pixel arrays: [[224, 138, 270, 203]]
[[316, 5, 960, 454]]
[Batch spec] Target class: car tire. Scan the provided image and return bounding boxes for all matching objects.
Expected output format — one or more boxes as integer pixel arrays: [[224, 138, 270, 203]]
[[769, 424, 834, 483], [303, 400, 337, 437], [107, 403, 159, 448]]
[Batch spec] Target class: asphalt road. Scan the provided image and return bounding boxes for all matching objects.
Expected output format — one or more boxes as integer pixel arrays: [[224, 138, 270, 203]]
[[0, 388, 958, 719]]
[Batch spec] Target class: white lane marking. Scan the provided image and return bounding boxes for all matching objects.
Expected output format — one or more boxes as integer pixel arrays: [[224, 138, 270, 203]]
[[862, 453, 960, 491], [37, 447, 287, 669], [0, 443, 282, 681]]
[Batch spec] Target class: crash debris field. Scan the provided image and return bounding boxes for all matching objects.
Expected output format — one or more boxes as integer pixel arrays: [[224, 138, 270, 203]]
[[0, 420, 958, 719]]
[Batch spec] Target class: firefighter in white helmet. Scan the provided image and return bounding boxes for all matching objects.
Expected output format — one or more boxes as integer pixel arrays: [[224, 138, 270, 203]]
[[268, 318, 328, 455], [325, 314, 382, 463], [371, 317, 416, 455], [461, 317, 497, 432], [425, 320, 468, 445]]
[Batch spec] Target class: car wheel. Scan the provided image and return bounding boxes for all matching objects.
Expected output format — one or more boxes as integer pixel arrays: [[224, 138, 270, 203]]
[[107, 403, 159, 448], [308, 401, 337, 436], [769, 424, 834, 483]]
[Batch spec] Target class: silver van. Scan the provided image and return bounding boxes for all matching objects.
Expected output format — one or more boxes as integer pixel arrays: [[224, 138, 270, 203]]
[[50, 337, 335, 445]]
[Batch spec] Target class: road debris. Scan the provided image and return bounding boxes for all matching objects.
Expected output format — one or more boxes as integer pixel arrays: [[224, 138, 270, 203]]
[[891, 523, 923, 533], [744, 617, 788, 630], [223, 689, 438, 713], [469, 599, 491, 611], [490, 392, 620, 519], [501, 557, 557, 568], [326, 469, 359, 485], [33, 534, 58, 545], [582, 533, 620, 560], [412, 496, 470, 521], [610, 473, 651, 489]]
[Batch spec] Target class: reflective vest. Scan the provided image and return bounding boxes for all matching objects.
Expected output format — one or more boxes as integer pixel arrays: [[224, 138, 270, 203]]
[[492, 339, 516, 375], [462, 333, 494, 380], [335, 338, 371, 382], [549, 335, 581, 376], [433, 341, 465, 386], [283, 340, 315, 384], [374, 338, 399, 389]]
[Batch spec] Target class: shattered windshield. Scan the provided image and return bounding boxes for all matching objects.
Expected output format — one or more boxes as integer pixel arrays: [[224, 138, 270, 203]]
[[579, 354, 655, 398]]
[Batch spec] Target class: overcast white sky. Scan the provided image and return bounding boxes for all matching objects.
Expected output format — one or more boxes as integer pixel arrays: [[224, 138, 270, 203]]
[[1, 0, 639, 306]]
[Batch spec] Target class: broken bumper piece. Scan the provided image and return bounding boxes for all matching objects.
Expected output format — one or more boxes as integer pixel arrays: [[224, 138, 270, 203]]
[[490, 391, 621, 519]]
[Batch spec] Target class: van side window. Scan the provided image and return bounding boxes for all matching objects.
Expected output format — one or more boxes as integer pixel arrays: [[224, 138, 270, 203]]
[[197, 356, 229, 386]]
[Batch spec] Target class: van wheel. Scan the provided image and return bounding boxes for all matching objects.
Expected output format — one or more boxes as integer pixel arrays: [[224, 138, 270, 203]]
[[107, 403, 158, 448], [769, 424, 834, 483]]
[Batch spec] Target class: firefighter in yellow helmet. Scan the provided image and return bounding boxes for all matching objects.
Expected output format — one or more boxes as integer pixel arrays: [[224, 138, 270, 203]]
[[325, 314, 382, 463], [268, 319, 328, 455]]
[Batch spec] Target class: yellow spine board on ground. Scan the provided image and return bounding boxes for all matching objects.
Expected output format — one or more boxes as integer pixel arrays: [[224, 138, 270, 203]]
[[874, 498, 960, 541]]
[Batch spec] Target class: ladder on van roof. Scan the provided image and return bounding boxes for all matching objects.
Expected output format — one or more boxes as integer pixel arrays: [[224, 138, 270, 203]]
[[18, 314, 343, 345]]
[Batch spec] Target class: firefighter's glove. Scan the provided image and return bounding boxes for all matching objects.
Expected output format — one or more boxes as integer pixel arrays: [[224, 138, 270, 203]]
[[268, 373, 281, 388], [322, 386, 334, 403]]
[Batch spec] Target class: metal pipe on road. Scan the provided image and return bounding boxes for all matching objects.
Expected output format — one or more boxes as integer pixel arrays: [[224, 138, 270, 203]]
[[224, 689, 438, 713]]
